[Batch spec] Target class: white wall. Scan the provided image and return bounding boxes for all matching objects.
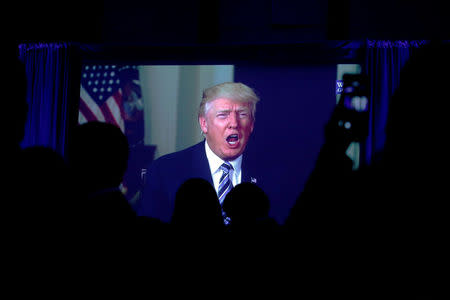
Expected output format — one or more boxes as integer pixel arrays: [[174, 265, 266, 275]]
[[139, 65, 234, 159]]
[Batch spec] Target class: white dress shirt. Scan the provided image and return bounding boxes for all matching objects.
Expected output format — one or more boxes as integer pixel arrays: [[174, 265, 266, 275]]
[[204, 140, 242, 195]]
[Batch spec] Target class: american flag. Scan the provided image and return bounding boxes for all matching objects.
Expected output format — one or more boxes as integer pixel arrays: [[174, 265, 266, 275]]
[[79, 64, 145, 198], [79, 64, 140, 133]]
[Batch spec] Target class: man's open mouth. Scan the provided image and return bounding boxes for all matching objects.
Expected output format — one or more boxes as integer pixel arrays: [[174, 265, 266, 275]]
[[226, 134, 239, 146]]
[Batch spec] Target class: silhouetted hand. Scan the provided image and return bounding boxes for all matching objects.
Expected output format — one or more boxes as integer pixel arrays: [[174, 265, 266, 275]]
[[324, 104, 358, 153]]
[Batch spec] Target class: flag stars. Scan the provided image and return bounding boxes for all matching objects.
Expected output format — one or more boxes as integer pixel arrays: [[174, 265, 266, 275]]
[[81, 64, 132, 104]]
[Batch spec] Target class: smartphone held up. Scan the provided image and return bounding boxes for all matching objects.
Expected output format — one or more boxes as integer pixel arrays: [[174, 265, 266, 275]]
[[336, 73, 370, 142]]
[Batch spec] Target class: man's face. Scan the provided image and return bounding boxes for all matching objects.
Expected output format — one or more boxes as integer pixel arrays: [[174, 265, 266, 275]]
[[199, 98, 254, 161]]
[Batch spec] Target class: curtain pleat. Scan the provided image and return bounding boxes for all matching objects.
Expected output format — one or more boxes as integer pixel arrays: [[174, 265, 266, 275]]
[[363, 40, 427, 164], [18, 43, 76, 157]]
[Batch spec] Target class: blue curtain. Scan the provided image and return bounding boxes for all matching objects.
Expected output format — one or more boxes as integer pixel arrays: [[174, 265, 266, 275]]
[[18, 43, 79, 157], [363, 40, 427, 164]]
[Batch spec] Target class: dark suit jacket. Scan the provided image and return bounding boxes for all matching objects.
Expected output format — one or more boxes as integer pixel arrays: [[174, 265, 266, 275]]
[[136, 140, 264, 223]]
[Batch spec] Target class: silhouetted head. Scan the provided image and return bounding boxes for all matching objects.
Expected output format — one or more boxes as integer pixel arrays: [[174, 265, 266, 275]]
[[384, 41, 450, 170], [222, 182, 270, 226], [171, 178, 224, 233], [22, 146, 68, 180], [378, 42, 450, 239], [68, 121, 129, 193]]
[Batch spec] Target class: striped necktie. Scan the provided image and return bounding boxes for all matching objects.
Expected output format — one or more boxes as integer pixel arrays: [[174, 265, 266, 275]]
[[218, 162, 233, 224]]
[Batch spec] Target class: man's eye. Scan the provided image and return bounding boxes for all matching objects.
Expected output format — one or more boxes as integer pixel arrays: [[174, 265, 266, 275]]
[[239, 112, 249, 118], [217, 113, 227, 118]]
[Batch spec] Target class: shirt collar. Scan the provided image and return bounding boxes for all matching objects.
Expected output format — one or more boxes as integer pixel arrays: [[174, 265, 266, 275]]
[[204, 140, 242, 174]]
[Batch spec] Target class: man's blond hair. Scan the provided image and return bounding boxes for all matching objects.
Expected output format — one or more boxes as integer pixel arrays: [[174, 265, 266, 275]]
[[198, 82, 260, 120]]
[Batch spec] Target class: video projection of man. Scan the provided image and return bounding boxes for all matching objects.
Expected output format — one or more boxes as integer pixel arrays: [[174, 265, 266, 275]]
[[79, 62, 362, 225], [79, 64, 234, 208]]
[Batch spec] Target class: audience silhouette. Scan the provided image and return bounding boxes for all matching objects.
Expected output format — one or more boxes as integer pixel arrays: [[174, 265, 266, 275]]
[[223, 182, 279, 233], [378, 41, 449, 245], [7, 41, 449, 283], [20, 146, 72, 232], [4, 43, 29, 232], [68, 121, 137, 235], [171, 178, 225, 234], [284, 42, 450, 280]]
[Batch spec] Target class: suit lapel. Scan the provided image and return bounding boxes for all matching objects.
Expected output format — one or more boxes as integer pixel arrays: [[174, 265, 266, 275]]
[[191, 140, 215, 187]]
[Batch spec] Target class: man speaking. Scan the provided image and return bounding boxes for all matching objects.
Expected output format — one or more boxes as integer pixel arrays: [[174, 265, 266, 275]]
[[137, 82, 261, 223]]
